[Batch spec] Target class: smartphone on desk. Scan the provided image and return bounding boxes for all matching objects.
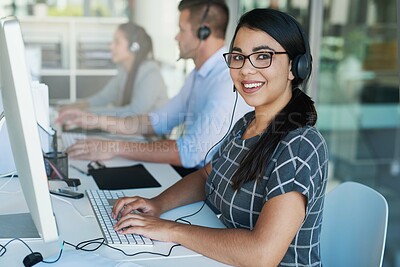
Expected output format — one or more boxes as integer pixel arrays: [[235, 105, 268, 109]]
[[49, 188, 84, 199]]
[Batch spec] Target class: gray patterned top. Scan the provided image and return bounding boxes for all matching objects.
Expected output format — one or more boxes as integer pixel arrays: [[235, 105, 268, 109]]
[[206, 111, 329, 266]]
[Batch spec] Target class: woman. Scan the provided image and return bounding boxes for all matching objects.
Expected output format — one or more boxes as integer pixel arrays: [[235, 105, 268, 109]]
[[65, 22, 168, 116], [111, 8, 328, 266]]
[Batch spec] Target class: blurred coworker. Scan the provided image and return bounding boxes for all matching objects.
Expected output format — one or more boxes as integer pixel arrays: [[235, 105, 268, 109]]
[[56, 0, 251, 176], [63, 22, 168, 116]]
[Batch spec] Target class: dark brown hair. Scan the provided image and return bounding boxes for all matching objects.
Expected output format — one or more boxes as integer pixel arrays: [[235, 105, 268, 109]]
[[229, 9, 316, 190], [118, 23, 153, 105], [178, 0, 229, 39]]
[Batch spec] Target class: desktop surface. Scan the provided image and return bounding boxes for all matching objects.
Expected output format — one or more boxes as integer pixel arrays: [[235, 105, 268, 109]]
[[0, 159, 230, 267]]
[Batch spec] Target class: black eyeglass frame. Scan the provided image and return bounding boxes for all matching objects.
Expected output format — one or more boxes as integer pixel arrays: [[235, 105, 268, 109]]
[[223, 51, 288, 69]]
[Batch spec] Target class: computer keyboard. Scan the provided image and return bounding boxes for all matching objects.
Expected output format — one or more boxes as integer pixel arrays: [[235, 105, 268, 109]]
[[60, 132, 87, 149], [86, 189, 153, 247]]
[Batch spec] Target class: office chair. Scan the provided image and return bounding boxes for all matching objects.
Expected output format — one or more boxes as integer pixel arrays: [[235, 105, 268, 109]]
[[320, 181, 388, 267]]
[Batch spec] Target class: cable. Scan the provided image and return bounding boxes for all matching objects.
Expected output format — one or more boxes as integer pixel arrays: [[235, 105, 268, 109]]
[[0, 238, 65, 264], [173, 90, 238, 224], [103, 242, 181, 257], [0, 238, 33, 257], [0, 236, 182, 265], [0, 92, 238, 264], [0, 111, 5, 131], [41, 242, 64, 264], [203, 90, 238, 176], [0, 171, 18, 193], [65, 237, 181, 258], [0, 170, 17, 178], [174, 198, 209, 225]]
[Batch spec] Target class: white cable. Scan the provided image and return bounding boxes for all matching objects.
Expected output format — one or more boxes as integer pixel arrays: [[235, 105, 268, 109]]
[[50, 194, 94, 219], [0, 111, 5, 131], [0, 170, 17, 178], [0, 172, 20, 193]]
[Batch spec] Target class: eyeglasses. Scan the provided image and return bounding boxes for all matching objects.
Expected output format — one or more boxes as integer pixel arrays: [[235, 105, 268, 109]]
[[223, 51, 288, 69]]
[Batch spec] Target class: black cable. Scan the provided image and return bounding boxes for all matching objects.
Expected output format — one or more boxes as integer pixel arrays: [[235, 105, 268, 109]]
[[0, 236, 183, 264], [65, 237, 182, 258], [0, 238, 33, 257], [0, 92, 239, 264], [172, 91, 238, 224], [203, 90, 238, 176], [41, 242, 64, 264], [73, 238, 105, 251], [103, 242, 181, 257], [0, 238, 64, 264], [174, 198, 208, 225]]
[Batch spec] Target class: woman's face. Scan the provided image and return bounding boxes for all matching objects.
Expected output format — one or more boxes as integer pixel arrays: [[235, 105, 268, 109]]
[[110, 29, 134, 65], [229, 27, 294, 111]]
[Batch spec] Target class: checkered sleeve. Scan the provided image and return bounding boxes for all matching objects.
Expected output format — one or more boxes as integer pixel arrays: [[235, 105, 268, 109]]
[[265, 127, 326, 211]]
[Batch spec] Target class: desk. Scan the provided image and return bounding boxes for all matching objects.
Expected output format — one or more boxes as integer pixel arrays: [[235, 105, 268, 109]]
[[0, 158, 230, 266]]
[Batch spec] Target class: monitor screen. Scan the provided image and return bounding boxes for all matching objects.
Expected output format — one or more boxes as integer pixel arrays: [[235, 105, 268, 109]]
[[0, 16, 58, 242]]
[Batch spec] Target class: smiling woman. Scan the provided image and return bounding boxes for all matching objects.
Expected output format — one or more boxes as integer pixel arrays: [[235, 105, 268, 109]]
[[107, 8, 328, 267]]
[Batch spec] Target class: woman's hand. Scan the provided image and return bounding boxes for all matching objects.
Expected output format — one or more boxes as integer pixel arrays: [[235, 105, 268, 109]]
[[111, 196, 178, 241], [113, 213, 178, 242], [66, 138, 118, 160], [56, 108, 100, 130], [112, 196, 162, 219]]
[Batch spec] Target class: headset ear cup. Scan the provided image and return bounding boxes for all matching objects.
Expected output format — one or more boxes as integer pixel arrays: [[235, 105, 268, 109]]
[[292, 54, 310, 80], [130, 42, 140, 52], [197, 25, 211, 40]]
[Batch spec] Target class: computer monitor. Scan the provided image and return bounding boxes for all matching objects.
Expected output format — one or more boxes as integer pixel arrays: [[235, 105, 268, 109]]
[[0, 16, 58, 242]]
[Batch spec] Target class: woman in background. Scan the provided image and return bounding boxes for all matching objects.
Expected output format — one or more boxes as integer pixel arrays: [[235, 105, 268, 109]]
[[63, 22, 168, 116]]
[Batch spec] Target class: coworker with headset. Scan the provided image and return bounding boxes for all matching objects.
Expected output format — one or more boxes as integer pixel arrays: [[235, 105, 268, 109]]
[[57, 0, 251, 176], [61, 22, 168, 116], [111, 8, 328, 267]]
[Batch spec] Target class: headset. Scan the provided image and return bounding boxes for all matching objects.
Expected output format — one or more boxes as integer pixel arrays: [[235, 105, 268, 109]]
[[130, 41, 140, 52], [290, 18, 311, 81], [197, 0, 212, 40], [129, 24, 141, 53]]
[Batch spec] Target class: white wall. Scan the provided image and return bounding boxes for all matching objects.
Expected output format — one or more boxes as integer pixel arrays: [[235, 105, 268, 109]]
[[133, 0, 180, 66], [133, 0, 240, 64]]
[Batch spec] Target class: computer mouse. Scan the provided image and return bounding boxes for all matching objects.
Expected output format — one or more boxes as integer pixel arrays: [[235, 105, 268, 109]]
[[23, 252, 43, 267]]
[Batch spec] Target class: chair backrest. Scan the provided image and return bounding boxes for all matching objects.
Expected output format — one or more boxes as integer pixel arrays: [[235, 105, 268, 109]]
[[320, 181, 388, 267]]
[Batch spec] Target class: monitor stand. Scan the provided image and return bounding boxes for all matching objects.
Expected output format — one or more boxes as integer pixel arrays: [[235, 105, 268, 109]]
[[0, 213, 40, 239]]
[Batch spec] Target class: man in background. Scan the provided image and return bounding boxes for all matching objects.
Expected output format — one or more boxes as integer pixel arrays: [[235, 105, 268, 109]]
[[57, 0, 251, 176]]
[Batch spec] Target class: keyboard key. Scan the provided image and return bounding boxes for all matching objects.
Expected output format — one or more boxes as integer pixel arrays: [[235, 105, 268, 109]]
[[86, 189, 153, 247]]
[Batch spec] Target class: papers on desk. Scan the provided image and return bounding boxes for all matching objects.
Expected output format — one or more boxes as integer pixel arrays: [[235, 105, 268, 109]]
[[36, 250, 145, 267]]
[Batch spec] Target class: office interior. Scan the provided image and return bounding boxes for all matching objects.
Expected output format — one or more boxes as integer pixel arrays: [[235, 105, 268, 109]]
[[0, 0, 399, 266]]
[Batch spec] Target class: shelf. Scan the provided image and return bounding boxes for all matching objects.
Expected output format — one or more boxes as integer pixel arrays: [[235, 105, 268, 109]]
[[19, 16, 128, 101], [40, 69, 71, 76], [75, 69, 118, 76]]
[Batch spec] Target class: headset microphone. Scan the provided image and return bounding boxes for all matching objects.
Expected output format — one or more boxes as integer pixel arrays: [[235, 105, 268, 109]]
[[232, 85, 236, 92], [176, 42, 201, 62]]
